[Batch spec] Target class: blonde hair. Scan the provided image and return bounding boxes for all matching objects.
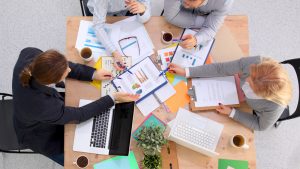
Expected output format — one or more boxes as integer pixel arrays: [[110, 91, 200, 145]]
[[249, 57, 292, 106]]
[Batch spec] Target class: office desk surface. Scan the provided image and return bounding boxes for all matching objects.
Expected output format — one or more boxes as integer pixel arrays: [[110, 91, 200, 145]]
[[65, 16, 255, 169]]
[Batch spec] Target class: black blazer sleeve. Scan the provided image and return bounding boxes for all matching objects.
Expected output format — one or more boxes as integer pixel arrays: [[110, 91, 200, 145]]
[[35, 95, 114, 125], [67, 61, 96, 81]]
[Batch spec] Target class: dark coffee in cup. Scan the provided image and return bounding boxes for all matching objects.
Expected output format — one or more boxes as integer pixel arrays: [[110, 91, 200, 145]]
[[76, 156, 88, 168], [163, 32, 173, 42], [233, 135, 245, 147], [80, 47, 92, 59]]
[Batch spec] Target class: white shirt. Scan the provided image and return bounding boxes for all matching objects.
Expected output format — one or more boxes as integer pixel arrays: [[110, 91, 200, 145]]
[[229, 82, 263, 118]]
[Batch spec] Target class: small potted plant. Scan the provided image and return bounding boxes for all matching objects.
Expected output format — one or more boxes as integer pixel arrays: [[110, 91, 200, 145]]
[[135, 124, 167, 169]]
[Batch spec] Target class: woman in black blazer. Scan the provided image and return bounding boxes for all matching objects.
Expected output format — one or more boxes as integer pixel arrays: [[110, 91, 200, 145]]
[[12, 47, 138, 166]]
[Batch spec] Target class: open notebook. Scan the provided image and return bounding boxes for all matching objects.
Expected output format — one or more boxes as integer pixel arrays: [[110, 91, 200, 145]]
[[112, 56, 175, 116]]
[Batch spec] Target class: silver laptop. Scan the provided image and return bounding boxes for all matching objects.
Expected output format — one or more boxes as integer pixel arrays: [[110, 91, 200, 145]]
[[168, 108, 224, 157], [73, 99, 134, 155]]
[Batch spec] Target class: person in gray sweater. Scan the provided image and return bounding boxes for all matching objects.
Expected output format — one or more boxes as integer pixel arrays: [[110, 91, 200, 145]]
[[168, 56, 292, 131], [163, 0, 234, 49]]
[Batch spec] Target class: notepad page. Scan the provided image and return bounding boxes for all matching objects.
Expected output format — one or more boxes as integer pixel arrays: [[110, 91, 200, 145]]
[[192, 76, 239, 107]]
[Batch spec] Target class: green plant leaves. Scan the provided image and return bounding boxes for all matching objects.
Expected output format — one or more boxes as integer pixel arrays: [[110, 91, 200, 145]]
[[136, 124, 167, 168], [136, 124, 167, 156]]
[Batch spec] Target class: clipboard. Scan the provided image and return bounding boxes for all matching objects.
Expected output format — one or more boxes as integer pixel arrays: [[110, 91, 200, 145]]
[[111, 56, 168, 104], [187, 76, 241, 111]]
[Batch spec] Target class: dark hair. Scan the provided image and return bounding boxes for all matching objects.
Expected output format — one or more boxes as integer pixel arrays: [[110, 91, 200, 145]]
[[19, 50, 68, 87]]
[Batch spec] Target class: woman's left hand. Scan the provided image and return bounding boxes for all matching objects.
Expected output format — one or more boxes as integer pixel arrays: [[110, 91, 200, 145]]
[[125, 0, 146, 14], [216, 103, 232, 115]]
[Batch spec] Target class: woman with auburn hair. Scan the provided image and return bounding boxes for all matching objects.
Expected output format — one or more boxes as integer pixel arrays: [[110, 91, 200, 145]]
[[168, 56, 292, 131], [12, 47, 139, 166]]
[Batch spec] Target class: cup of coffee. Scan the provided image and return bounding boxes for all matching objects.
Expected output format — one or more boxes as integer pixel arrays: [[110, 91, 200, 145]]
[[161, 31, 173, 44], [230, 134, 249, 149], [73, 155, 89, 168], [79, 47, 93, 62]]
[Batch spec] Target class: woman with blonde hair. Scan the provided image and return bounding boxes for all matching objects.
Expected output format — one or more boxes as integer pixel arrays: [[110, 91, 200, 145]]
[[168, 56, 292, 131]]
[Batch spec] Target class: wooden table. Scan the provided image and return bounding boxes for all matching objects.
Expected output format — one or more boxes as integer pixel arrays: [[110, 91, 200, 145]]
[[65, 16, 255, 169]]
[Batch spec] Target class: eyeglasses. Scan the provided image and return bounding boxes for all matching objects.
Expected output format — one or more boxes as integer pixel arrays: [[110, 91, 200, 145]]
[[118, 36, 140, 57]]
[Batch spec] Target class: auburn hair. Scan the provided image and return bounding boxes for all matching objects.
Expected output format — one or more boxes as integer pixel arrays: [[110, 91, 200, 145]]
[[19, 50, 68, 87], [249, 57, 292, 106]]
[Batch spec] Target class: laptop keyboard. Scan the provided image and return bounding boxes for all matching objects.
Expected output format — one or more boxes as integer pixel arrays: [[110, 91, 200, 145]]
[[90, 108, 111, 148], [172, 121, 216, 150]]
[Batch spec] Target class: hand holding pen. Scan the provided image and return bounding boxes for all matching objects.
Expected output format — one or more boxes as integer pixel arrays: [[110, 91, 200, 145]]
[[179, 34, 198, 49], [167, 63, 186, 77], [112, 51, 126, 70]]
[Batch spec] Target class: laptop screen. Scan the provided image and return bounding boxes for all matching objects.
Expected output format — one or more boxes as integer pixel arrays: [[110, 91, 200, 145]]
[[108, 102, 135, 155]]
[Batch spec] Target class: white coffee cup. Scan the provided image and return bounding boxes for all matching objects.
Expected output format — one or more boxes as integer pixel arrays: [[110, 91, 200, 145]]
[[78, 47, 93, 62], [230, 134, 249, 149], [161, 31, 173, 44], [73, 155, 89, 168]]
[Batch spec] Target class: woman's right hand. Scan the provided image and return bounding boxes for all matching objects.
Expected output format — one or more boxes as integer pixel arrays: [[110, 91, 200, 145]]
[[112, 92, 140, 103], [168, 63, 186, 77]]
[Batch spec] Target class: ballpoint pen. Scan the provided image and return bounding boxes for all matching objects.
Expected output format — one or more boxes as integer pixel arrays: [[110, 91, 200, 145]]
[[172, 39, 183, 43], [158, 67, 169, 77]]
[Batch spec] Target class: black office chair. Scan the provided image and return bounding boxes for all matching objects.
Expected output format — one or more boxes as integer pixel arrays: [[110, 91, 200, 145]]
[[80, 0, 93, 16], [274, 58, 300, 128], [0, 93, 35, 153]]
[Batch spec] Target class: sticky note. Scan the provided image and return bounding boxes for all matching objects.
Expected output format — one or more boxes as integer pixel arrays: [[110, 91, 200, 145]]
[[218, 159, 248, 169], [132, 113, 166, 140], [90, 57, 102, 89], [166, 72, 187, 86], [165, 81, 190, 113], [94, 151, 138, 169]]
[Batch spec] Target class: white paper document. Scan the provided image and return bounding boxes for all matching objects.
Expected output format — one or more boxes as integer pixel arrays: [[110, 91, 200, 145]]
[[113, 16, 154, 64], [136, 82, 176, 116], [136, 95, 160, 116], [192, 76, 239, 107], [75, 21, 119, 61], [172, 29, 214, 68], [75, 17, 154, 63], [100, 56, 132, 97]]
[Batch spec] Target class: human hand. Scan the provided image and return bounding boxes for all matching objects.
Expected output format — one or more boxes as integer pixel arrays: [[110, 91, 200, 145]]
[[112, 51, 126, 70], [180, 34, 197, 49], [125, 0, 146, 14], [93, 69, 113, 80], [168, 63, 186, 77], [216, 103, 232, 115], [112, 92, 140, 103]]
